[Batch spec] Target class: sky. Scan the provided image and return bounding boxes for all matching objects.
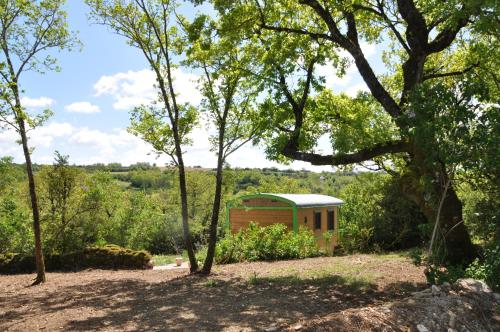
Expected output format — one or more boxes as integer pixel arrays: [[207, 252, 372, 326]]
[[0, 1, 384, 171]]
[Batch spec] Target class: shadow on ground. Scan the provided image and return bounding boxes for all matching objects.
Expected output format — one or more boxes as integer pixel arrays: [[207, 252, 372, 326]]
[[1, 273, 425, 331]]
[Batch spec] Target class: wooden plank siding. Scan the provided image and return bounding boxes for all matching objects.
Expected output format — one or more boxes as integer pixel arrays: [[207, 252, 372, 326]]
[[230, 208, 293, 233]]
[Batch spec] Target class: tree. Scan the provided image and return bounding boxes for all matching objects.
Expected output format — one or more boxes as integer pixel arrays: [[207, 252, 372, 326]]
[[39, 152, 91, 254], [213, 0, 499, 265], [86, 0, 199, 272], [185, 16, 262, 274], [0, 0, 78, 284]]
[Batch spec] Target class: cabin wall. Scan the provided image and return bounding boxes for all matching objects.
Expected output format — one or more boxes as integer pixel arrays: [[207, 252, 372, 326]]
[[229, 208, 293, 233], [228, 196, 340, 252], [297, 206, 339, 250]]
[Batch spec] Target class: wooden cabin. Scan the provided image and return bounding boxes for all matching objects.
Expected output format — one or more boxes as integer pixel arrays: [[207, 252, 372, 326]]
[[226, 193, 344, 250]]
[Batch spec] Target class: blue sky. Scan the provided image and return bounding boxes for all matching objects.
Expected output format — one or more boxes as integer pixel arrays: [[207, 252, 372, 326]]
[[0, 1, 383, 171]]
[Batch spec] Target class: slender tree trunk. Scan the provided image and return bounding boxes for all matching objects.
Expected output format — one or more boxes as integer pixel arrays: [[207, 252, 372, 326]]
[[202, 113, 228, 275], [202, 152, 224, 275], [176, 152, 198, 273], [18, 118, 46, 284]]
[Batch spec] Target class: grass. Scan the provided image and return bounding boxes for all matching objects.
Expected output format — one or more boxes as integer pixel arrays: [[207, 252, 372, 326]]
[[204, 279, 219, 287], [152, 250, 193, 266], [152, 254, 179, 266], [243, 252, 415, 291], [246, 259, 379, 292], [247, 273, 375, 292]]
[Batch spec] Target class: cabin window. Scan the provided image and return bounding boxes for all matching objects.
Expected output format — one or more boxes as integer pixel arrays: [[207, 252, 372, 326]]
[[243, 199, 250, 203], [304, 216, 308, 224], [327, 209, 335, 230], [314, 211, 322, 230]]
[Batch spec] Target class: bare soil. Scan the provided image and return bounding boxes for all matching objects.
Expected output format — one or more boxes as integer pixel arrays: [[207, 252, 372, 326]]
[[0, 254, 426, 331]]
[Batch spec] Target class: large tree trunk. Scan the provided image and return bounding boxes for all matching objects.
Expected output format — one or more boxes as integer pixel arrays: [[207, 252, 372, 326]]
[[18, 119, 46, 284], [176, 153, 198, 273], [402, 154, 476, 265], [436, 185, 476, 265]]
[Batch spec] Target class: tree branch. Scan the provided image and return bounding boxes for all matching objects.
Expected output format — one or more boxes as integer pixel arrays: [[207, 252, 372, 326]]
[[282, 140, 409, 166], [259, 23, 331, 41], [396, 0, 428, 53], [423, 63, 479, 81], [427, 15, 469, 54]]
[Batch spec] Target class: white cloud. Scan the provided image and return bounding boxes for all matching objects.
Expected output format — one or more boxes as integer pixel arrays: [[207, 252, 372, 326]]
[[93, 68, 202, 110], [317, 41, 377, 89], [20, 96, 55, 108], [31, 122, 75, 148], [360, 42, 376, 57], [65, 101, 101, 114], [345, 83, 369, 97], [0, 130, 21, 157], [0, 122, 75, 160]]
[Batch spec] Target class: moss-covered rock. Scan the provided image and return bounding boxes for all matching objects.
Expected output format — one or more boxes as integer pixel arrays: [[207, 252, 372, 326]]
[[0, 245, 152, 274]]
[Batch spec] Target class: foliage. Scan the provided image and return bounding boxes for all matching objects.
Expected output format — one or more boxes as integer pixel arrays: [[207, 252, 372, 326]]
[[424, 264, 466, 286], [413, 243, 499, 291], [339, 173, 426, 253], [113, 169, 173, 190], [460, 182, 499, 245], [465, 245, 500, 291], [0, 245, 151, 274], [215, 223, 319, 264], [0, 157, 33, 253]]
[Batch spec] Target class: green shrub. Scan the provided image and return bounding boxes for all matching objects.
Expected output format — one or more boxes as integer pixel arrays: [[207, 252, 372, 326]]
[[413, 245, 499, 291], [339, 173, 427, 253], [424, 264, 466, 285], [465, 245, 500, 291], [215, 222, 319, 264], [0, 245, 152, 274]]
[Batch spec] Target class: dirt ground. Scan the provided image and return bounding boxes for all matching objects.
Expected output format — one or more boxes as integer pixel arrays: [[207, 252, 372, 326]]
[[0, 254, 426, 331]]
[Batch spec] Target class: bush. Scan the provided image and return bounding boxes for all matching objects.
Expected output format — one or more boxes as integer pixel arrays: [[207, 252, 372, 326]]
[[424, 264, 466, 286], [215, 222, 319, 264], [0, 245, 152, 274], [412, 245, 499, 291], [339, 173, 427, 253], [465, 245, 500, 291]]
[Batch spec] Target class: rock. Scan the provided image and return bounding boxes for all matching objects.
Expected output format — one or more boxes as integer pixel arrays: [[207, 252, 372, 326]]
[[448, 312, 456, 328], [381, 305, 391, 313], [456, 278, 491, 294], [417, 324, 429, 332], [264, 325, 278, 332], [431, 285, 441, 296], [413, 291, 431, 299], [292, 324, 303, 330], [493, 292, 500, 302], [442, 282, 451, 288]]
